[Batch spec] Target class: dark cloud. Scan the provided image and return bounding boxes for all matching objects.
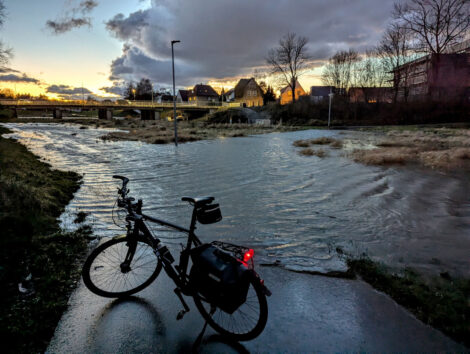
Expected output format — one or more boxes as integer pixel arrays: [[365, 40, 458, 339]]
[[99, 83, 125, 96], [0, 66, 20, 73], [46, 0, 98, 34], [46, 84, 92, 95], [108, 45, 199, 87], [106, 0, 395, 86], [80, 0, 98, 13], [0, 73, 40, 83], [46, 18, 91, 34]]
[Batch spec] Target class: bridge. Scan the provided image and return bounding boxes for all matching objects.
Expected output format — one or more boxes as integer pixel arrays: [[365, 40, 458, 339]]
[[0, 99, 240, 120]]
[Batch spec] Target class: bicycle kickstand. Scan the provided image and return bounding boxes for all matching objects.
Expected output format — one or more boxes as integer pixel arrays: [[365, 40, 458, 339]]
[[174, 288, 190, 320]]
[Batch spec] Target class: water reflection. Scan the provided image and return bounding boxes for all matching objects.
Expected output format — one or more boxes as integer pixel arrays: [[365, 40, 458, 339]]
[[3, 123, 470, 277]]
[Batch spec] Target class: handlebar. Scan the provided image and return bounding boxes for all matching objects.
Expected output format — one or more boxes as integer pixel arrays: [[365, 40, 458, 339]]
[[113, 175, 129, 188], [113, 175, 142, 215]]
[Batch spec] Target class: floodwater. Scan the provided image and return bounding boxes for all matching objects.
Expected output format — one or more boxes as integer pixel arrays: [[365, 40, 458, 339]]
[[3, 123, 470, 277]]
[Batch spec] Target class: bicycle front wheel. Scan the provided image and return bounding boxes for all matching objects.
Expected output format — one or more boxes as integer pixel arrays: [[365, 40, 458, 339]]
[[82, 236, 162, 298], [193, 276, 268, 341]]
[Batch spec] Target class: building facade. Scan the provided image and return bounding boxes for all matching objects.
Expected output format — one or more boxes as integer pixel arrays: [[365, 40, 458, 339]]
[[232, 78, 264, 107], [188, 84, 219, 103], [177, 89, 190, 102], [280, 80, 306, 104], [349, 87, 393, 103], [310, 86, 334, 102], [392, 41, 470, 102]]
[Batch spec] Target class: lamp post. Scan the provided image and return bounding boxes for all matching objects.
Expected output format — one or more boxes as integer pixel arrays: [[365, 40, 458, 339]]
[[328, 87, 333, 129], [171, 40, 181, 146]]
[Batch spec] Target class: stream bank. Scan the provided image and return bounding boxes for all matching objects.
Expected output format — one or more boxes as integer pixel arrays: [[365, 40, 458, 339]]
[[0, 126, 90, 353]]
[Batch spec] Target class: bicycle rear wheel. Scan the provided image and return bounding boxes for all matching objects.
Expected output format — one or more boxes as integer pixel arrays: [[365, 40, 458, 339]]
[[82, 236, 162, 298], [193, 276, 268, 341]]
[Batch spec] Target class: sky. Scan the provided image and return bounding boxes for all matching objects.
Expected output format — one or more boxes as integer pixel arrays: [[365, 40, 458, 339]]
[[0, 0, 396, 99]]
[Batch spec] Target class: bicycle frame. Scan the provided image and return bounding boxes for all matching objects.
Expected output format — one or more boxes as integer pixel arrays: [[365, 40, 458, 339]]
[[124, 201, 202, 296]]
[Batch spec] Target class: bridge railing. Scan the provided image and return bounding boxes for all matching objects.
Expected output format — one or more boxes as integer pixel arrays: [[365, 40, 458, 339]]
[[0, 99, 242, 109]]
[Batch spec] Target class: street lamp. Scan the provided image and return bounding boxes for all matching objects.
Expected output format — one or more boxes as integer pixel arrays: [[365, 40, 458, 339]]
[[171, 40, 181, 146], [328, 87, 334, 129], [132, 88, 136, 102]]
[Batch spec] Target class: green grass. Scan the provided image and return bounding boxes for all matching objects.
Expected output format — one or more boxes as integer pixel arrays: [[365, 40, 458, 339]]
[[0, 126, 88, 353], [348, 258, 470, 348]]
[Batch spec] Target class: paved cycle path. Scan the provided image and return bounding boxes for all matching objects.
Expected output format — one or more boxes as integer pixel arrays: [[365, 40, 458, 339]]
[[47, 258, 465, 353]]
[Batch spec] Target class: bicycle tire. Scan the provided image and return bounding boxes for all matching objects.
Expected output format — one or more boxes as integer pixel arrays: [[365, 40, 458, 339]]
[[82, 236, 162, 298], [193, 275, 268, 341]]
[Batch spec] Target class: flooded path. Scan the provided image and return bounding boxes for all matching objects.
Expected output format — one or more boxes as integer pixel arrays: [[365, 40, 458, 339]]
[[3, 123, 470, 277]]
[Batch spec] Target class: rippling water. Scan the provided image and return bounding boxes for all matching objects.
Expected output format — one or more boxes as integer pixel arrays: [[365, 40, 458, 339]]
[[3, 123, 470, 277]]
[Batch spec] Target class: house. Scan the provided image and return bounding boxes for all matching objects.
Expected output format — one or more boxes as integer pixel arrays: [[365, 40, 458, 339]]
[[232, 78, 264, 107], [280, 80, 306, 104], [349, 87, 393, 103], [177, 89, 190, 103], [310, 86, 334, 102], [188, 84, 219, 103], [156, 94, 173, 103], [222, 88, 235, 102], [392, 40, 470, 102]]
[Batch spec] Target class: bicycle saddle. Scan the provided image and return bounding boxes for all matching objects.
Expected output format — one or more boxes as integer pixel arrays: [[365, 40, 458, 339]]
[[181, 196, 214, 206]]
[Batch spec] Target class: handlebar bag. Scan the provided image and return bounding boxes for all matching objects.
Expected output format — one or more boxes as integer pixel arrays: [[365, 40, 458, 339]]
[[190, 244, 250, 314]]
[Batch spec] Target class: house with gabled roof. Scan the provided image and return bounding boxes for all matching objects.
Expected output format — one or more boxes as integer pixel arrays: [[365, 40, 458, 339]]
[[177, 89, 190, 102], [280, 80, 306, 105], [188, 84, 219, 103], [231, 78, 263, 107]]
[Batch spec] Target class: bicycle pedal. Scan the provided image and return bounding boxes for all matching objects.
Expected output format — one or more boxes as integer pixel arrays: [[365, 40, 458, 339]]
[[176, 309, 187, 320]]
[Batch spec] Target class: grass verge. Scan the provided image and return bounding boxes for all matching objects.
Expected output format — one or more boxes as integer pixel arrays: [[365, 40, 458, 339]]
[[348, 258, 470, 347], [0, 126, 89, 353]]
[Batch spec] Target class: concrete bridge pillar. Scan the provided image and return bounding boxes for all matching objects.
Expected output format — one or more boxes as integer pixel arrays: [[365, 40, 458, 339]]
[[155, 111, 160, 120], [141, 110, 156, 120], [53, 109, 62, 119], [12, 108, 18, 119], [98, 109, 113, 120]]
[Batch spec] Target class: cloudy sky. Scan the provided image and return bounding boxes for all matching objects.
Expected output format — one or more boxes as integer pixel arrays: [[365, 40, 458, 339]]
[[0, 0, 395, 99]]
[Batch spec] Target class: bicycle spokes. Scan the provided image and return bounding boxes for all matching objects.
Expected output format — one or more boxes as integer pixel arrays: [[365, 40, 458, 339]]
[[88, 240, 158, 294]]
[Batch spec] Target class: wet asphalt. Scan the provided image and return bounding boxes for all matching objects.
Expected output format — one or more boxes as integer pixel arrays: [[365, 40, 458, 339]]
[[47, 262, 465, 353]]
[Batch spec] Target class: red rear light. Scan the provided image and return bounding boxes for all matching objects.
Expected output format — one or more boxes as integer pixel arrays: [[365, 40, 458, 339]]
[[243, 249, 254, 263]]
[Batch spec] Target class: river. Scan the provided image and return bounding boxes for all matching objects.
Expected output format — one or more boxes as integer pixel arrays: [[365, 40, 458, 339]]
[[3, 123, 470, 277]]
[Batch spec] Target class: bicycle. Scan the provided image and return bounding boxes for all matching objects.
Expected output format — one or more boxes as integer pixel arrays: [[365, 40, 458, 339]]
[[82, 175, 271, 341]]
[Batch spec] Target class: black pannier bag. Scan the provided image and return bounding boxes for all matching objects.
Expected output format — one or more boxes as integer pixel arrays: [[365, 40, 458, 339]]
[[190, 244, 250, 314], [196, 203, 222, 224]]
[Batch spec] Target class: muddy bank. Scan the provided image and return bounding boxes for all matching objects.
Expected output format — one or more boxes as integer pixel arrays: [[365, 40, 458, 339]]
[[294, 127, 470, 172], [0, 126, 90, 353], [352, 127, 470, 171], [347, 258, 470, 348]]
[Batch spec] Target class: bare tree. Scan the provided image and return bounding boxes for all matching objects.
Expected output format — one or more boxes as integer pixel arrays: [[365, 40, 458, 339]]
[[321, 49, 359, 95], [376, 23, 416, 102], [0, 0, 12, 65], [351, 50, 390, 102], [394, 0, 470, 55], [266, 32, 310, 103]]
